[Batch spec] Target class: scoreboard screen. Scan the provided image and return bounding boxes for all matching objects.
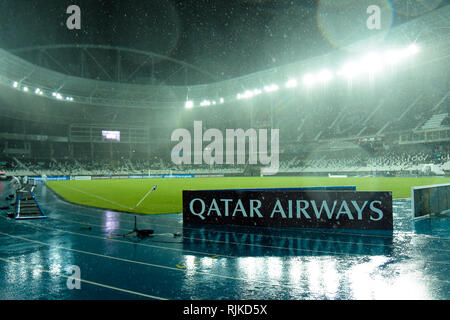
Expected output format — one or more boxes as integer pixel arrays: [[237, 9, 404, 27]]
[[102, 130, 120, 142]]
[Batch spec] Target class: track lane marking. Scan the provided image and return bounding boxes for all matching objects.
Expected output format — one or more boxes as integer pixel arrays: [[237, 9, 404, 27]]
[[0, 256, 167, 300], [0, 229, 305, 289]]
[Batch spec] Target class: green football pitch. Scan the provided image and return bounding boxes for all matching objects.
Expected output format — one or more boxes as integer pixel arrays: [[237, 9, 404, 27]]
[[46, 176, 450, 215]]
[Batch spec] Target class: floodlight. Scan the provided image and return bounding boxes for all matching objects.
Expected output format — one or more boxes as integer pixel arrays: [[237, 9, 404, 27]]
[[56, 93, 63, 100], [12, 81, 18, 88], [200, 100, 211, 107], [185, 100, 194, 109], [243, 90, 254, 99], [285, 78, 298, 88], [361, 53, 383, 73], [317, 69, 333, 83], [302, 74, 316, 86], [264, 84, 279, 92], [23, 87, 29, 92], [339, 61, 360, 79], [219, 97, 224, 104], [384, 49, 404, 65], [406, 44, 420, 55]]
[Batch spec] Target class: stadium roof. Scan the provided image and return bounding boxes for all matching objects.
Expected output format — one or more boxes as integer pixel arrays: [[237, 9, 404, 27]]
[[0, 4, 449, 110]]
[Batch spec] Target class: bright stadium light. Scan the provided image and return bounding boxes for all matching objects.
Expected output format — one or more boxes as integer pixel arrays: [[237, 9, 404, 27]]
[[317, 69, 333, 83], [35, 88, 41, 94], [285, 78, 298, 88], [52, 92, 57, 97], [264, 84, 279, 92], [56, 93, 62, 100], [243, 90, 254, 99], [185, 100, 194, 109], [361, 53, 383, 73], [339, 61, 361, 79], [406, 43, 420, 55], [12, 81, 18, 88], [200, 99, 211, 107], [23, 87, 29, 92], [219, 97, 224, 104], [384, 49, 404, 65], [302, 74, 316, 87]]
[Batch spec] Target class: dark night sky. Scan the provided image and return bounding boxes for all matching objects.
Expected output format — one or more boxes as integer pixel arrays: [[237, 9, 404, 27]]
[[0, 0, 447, 80]]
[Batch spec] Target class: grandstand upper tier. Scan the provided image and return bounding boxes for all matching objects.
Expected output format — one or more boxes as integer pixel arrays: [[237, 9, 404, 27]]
[[0, 4, 449, 111]]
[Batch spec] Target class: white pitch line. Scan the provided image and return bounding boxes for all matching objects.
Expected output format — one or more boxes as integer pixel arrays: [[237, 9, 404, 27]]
[[0, 256, 167, 300], [52, 184, 133, 210]]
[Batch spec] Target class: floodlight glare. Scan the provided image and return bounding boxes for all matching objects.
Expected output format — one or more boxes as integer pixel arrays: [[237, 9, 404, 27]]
[[23, 87, 29, 92], [339, 62, 360, 79], [361, 53, 383, 73], [302, 74, 316, 87], [200, 100, 211, 107], [219, 97, 224, 104], [317, 69, 333, 83], [12, 81, 18, 88], [285, 78, 298, 88], [56, 93, 62, 100], [264, 84, 279, 92], [243, 90, 254, 99], [406, 44, 420, 55], [384, 49, 404, 65], [185, 100, 194, 109]]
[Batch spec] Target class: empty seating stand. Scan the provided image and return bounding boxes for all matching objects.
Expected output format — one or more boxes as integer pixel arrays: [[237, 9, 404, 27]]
[[421, 113, 448, 130], [14, 186, 46, 220]]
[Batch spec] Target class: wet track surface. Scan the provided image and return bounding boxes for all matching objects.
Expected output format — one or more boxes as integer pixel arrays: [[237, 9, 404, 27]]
[[0, 181, 449, 300]]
